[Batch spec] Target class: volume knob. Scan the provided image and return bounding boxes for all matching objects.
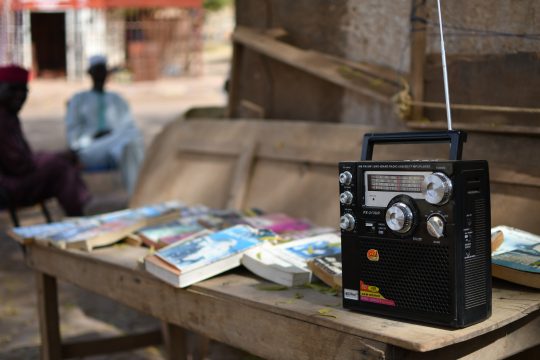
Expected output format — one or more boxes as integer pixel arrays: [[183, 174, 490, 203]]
[[340, 214, 356, 231], [385, 202, 413, 234], [427, 215, 445, 239], [422, 172, 452, 205]]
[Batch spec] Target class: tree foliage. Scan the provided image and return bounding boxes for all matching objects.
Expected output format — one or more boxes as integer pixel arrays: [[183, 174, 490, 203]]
[[204, 0, 232, 12]]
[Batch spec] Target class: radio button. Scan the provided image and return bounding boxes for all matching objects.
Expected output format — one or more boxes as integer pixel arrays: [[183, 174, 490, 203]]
[[340, 191, 354, 205], [385, 202, 413, 234], [340, 214, 356, 231], [422, 172, 452, 205], [339, 171, 353, 185], [427, 215, 445, 238]]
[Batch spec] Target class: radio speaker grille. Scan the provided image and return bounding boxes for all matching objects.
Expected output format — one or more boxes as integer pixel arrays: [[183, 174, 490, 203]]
[[359, 240, 451, 314], [464, 198, 488, 309]]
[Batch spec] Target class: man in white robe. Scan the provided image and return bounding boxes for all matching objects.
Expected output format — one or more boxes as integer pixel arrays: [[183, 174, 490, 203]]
[[65, 55, 144, 194]]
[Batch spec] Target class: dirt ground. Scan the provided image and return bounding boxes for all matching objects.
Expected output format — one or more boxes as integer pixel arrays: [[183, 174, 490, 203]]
[[0, 45, 254, 359]]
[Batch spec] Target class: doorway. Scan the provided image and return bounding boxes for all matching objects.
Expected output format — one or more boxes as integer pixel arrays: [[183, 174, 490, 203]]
[[31, 12, 67, 78]]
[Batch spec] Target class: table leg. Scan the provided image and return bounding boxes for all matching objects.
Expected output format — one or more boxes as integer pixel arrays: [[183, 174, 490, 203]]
[[36, 272, 62, 360], [161, 322, 188, 360]]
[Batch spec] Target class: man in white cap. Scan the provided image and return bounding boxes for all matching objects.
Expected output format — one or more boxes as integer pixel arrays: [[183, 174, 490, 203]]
[[65, 55, 144, 194]]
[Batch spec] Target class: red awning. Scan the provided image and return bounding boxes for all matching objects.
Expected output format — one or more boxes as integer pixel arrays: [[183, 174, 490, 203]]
[[3, 0, 201, 11]]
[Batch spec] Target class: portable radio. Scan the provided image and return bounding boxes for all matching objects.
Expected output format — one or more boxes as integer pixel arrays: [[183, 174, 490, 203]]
[[339, 131, 492, 328]]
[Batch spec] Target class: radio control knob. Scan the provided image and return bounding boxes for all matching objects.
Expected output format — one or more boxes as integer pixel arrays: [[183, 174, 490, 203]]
[[427, 215, 445, 239], [340, 191, 354, 205], [340, 214, 356, 231], [422, 172, 452, 205], [339, 171, 353, 185], [385, 202, 413, 233]]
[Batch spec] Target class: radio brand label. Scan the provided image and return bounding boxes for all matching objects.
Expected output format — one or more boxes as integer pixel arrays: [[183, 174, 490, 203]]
[[344, 289, 359, 300], [367, 249, 379, 261]]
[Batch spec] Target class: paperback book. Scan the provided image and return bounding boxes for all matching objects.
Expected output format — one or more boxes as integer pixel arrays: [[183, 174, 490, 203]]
[[145, 225, 278, 288], [307, 253, 342, 290], [241, 233, 341, 287], [243, 213, 312, 234], [491, 226, 540, 289], [9, 201, 185, 251]]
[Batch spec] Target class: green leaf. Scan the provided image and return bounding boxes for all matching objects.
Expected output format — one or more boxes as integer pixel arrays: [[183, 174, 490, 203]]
[[256, 284, 288, 291], [317, 308, 337, 318]]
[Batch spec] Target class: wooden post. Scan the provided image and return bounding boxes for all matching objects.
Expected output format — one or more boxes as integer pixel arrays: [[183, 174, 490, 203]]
[[226, 41, 244, 118], [161, 322, 188, 360], [36, 272, 62, 360], [410, 0, 428, 121]]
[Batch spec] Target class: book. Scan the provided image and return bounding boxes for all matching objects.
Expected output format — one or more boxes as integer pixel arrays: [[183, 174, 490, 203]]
[[491, 226, 540, 289], [242, 243, 311, 287], [145, 225, 276, 288], [244, 213, 312, 234], [307, 253, 342, 289], [10, 201, 185, 251], [136, 219, 206, 249], [241, 233, 341, 287]]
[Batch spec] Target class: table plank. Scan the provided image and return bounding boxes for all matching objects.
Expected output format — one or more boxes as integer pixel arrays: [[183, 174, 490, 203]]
[[26, 245, 540, 355]]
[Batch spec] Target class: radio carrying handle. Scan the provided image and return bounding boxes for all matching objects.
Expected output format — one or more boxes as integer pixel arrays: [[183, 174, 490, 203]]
[[361, 130, 467, 161]]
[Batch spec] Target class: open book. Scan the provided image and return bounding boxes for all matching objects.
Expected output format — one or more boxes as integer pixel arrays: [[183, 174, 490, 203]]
[[491, 226, 540, 289], [241, 233, 341, 287]]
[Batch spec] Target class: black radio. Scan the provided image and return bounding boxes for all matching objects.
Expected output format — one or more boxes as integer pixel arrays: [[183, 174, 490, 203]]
[[340, 131, 492, 328]]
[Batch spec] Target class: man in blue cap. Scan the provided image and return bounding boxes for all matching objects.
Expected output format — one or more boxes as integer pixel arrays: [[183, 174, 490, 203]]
[[65, 55, 144, 194]]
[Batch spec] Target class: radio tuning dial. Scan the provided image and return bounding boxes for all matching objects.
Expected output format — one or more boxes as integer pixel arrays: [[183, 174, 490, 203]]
[[339, 171, 353, 185], [422, 172, 452, 205], [385, 202, 413, 234], [340, 214, 356, 231], [340, 191, 354, 205], [427, 215, 445, 239]]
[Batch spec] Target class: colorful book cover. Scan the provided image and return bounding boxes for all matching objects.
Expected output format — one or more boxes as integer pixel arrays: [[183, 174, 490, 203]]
[[156, 225, 275, 273], [138, 220, 205, 247], [244, 213, 312, 234], [269, 233, 342, 270], [491, 226, 540, 274]]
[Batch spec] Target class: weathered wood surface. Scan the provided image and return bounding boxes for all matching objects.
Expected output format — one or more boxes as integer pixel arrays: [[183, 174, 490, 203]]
[[25, 245, 540, 359], [232, 26, 400, 104], [131, 119, 540, 233]]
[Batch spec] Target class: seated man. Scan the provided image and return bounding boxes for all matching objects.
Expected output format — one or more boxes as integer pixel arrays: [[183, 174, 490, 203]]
[[65, 55, 144, 194], [0, 65, 90, 217]]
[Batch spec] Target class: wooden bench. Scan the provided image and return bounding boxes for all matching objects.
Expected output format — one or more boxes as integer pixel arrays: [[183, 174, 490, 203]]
[[26, 119, 540, 358]]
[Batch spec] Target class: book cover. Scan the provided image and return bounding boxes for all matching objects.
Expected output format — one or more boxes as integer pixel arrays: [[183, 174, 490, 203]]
[[11, 201, 187, 251], [491, 226, 540, 289], [307, 253, 342, 289], [147, 225, 276, 287], [244, 213, 312, 234], [137, 219, 205, 249], [269, 233, 342, 270]]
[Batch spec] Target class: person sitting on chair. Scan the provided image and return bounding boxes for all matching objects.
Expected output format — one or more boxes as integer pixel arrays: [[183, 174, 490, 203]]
[[65, 55, 144, 194], [0, 65, 91, 217]]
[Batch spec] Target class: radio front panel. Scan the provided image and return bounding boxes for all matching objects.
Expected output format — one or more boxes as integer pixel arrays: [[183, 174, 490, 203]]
[[339, 159, 491, 328]]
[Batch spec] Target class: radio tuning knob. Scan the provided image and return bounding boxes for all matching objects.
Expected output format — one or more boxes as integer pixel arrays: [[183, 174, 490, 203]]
[[385, 202, 413, 233], [422, 172, 453, 205], [427, 215, 445, 239], [340, 214, 356, 231], [340, 191, 354, 205], [339, 171, 353, 185]]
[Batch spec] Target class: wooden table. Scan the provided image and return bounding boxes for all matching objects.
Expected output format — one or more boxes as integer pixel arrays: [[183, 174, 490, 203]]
[[25, 244, 540, 360]]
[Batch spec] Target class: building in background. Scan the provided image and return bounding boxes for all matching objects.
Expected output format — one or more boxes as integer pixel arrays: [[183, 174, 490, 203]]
[[0, 0, 203, 80]]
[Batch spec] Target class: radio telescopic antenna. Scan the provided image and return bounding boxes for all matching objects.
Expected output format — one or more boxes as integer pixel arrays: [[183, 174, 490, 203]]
[[436, 0, 453, 131]]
